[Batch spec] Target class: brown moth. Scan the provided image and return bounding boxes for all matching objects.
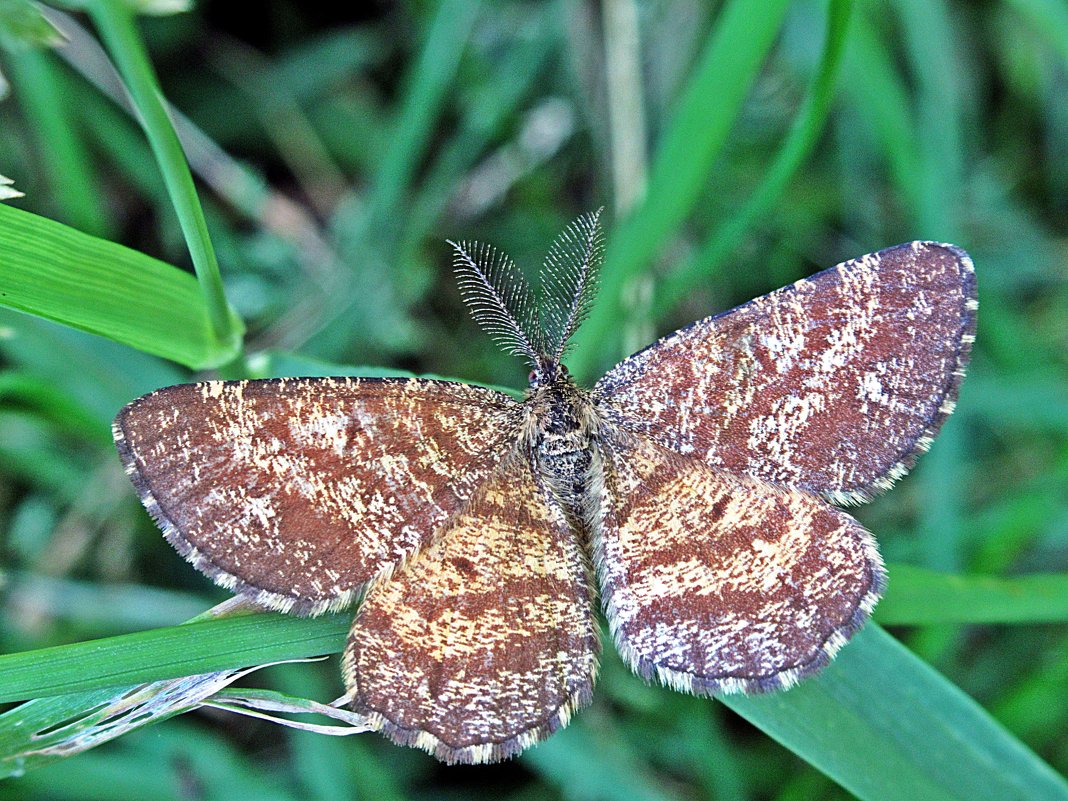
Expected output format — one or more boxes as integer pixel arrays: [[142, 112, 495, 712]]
[[114, 211, 977, 764]]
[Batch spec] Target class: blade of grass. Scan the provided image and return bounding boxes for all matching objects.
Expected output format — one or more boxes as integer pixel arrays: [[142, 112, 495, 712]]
[[0, 371, 110, 445], [85, 0, 236, 349], [0, 204, 242, 368], [602, 0, 649, 215], [894, 0, 964, 238], [569, 0, 793, 381], [654, 0, 855, 318], [3, 48, 110, 237], [0, 308, 184, 423], [839, 7, 924, 214], [2, 617, 1064, 799], [1004, 0, 1068, 69], [0, 613, 349, 704], [877, 564, 1068, 625], [304, 0, 483, 357], [365, 0, 483, 228], [723, 624, 1068, 801]]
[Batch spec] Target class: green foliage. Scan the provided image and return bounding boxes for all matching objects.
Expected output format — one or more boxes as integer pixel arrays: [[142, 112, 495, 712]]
[[0, 204, 241, 368], [1, 0, 1067, 799]]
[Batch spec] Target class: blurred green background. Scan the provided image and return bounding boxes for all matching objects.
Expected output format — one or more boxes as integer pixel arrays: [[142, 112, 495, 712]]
[[0, 0, 1067, 799]]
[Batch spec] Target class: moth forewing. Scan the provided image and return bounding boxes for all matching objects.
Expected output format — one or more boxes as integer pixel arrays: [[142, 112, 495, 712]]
[[593, 241, 977, 504], [113, 378, 523, 615]]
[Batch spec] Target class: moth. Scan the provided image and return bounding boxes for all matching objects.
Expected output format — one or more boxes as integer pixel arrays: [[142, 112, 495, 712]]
[[114, 211, 977, 764]]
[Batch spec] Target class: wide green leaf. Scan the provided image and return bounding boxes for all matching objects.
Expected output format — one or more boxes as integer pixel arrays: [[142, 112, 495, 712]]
[[724, 624, 1068, 801], [877, 564, 1068, 625], [0, 204, 242, 368]]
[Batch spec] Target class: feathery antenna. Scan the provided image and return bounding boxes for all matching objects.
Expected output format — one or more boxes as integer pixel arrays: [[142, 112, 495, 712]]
[[449, 240, 540, 364], [539, 208, 605, 359]]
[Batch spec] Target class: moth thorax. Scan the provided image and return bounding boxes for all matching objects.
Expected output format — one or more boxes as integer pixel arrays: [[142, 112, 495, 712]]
[[530, 381, 598, 528]]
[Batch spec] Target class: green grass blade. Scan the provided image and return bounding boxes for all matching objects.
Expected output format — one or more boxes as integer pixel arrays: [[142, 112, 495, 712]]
[[13, 564, 1067, 706], [1004, 0, 1068, 72], [0, 613, 349, 703], [0, 371, 110, 445], [654, 0, 855, 318], [0, 204, 242, 368], [839, 8, 924, 213], [367, 0, 482, 223], [2, 617, 1065, 800], [724, 624, 1068, 801], [877, 564, 1068, 625], [569, 0, 793, 381], [3, 49, 110, 237], [0, 687, 130, 779], [894, 0, 964, 238], [524, 719, 678, 801], [85, 0, 235, 347]]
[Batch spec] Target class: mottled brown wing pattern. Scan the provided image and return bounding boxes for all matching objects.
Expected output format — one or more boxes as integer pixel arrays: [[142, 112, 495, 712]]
[[111, 219, 979, 765], [114, 377, 521, 615], [594, 242, 977, 504], [343, 449, 599, 765], [594, 432, 884, 694]]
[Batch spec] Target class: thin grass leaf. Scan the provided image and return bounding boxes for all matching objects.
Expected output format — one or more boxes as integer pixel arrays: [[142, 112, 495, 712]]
[[839, 8, 925, 213], [86, 0, 234, 345], [654, 0, 855, 318], [7, 721, 302, 800], [1006, 0, 1068, 65], [0, 661, 319, 779], [2, 611, 1065, 799], [0, 372, 108, 445], [569, 0, 793, 381], [0, 0, 63, 50], [894, 0, 964, 238], [0, 204, 242, 368], [203, 687, 372, 735], [0, 308, 184, 427], [0, 612, 349, 704], [523, 715, 680, 801], [4, 48, 110, 236], [3, 571, 208, 632], [406, 19, 554, 240], [303, 0, 483, 357], [365, 0, 482, 226]]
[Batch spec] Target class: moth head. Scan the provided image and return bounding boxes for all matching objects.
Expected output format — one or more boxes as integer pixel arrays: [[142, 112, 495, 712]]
[[528, 358, 573, 389], [450, 209, 605, 372]]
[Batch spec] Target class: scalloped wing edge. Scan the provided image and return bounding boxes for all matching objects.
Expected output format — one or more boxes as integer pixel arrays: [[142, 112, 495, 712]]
[[818, 241, 978, 506]]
